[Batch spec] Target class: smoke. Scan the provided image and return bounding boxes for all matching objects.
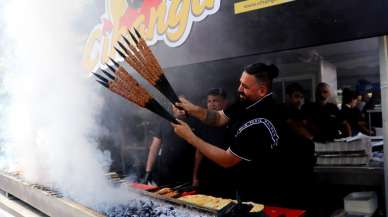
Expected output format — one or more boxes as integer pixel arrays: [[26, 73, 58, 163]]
[[0, 0, 134, 209]]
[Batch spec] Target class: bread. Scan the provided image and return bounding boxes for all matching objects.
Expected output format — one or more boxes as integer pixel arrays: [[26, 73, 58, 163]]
[[156, 187, 173, 195], [178, 194, 232, 210], [179, 194, 264, 212], [163, 191, 179, 198], [245, 201, 264, 213]]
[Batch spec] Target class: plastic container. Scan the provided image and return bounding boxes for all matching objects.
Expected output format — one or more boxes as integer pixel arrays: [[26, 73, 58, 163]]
[[344, 192, 377, 216]]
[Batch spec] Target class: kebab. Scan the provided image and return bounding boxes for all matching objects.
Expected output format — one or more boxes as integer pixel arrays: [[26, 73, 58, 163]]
[[114, 28, 180, 106], [92, 59, 178, 124]]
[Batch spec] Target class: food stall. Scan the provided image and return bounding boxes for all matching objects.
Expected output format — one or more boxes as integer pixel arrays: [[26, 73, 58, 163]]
[[82, 0, 387, 215], [0, 0, 386, 216]]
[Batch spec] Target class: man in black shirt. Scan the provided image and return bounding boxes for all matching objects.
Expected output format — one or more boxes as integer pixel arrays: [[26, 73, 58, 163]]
[[171, 63, 289, 205], [340, 88, 371, 136], [302, 82, 347, 142], [285, 83, 305, 118], [283, 84, 316, 208], [143, 106, 197, 186], [284, 83, 314, 140]]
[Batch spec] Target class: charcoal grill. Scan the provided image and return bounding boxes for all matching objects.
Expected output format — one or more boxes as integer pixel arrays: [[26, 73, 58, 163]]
[[0, 172, 265, 217]]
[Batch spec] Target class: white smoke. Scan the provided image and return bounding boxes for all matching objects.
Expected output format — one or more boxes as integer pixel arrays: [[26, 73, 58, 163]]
[[0, 0, 134, 209]]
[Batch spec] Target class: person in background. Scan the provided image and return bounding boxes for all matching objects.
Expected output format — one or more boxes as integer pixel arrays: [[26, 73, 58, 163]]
[[284, 83, 314, 140], [192, 88, 231, 197], [362, 88, 382, 129], [340, 88, 372, 136], [363, 88, 381, 113], [142, 105, 197, 186], [302, 82, 348, 142], [357, 91, 370, 113], [283, 83, 316, 209]]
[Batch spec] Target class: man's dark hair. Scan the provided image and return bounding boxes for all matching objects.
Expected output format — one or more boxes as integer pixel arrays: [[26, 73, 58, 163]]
[[244, 63, 279, 90], [286, 83, 304, 96], [207, 88, 227, 99], [342, 88, 357, 104]]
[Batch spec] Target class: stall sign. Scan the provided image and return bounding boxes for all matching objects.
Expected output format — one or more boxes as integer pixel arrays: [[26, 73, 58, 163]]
[[234, 0, 295, 14], [83, 0, 221, 72]]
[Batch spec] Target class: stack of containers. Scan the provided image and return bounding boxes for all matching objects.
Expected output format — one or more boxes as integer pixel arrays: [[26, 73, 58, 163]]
[[315, 134, 371, 165]]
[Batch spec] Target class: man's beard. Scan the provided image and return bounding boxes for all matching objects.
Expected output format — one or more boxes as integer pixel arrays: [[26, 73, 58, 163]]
[[238, 91, 246, 101], [317, 95, 328, 103], [237, 92, 254, 106]]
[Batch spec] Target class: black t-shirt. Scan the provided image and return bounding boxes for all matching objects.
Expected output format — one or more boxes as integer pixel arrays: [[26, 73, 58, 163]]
[[152, 117, 198, 185], [219, 94, 315, 208], [223, 94, 286, 203], [340, 105, 363, 136], [302, 102, 343, 142], [284, 104, 304, 121], [224, 94, 282, 163]]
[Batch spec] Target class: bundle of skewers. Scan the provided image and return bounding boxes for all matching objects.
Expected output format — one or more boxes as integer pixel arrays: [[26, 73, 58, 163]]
[[116, 28, 180, 104], [92, 28, 180, 123]]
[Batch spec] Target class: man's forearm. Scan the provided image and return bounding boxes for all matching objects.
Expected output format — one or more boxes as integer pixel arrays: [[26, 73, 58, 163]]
[[287, 119, 314, 140], [342, 121, 352, 137], [188, 106, 224, 126], [187, 105, 207, 122], [171, 119, 239, 167], [145, 149, 157, 172], [188, 135, 239, 168], [145, 140, 160, 172], [177, 97, 227, 126], [192, 150, 203, 183]]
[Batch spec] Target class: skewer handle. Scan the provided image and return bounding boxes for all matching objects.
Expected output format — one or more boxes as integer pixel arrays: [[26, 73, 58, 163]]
[[146, 99, 179, 124]]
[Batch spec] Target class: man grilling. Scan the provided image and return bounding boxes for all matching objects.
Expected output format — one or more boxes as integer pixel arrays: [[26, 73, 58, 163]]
[[171, 63, 290, 206]]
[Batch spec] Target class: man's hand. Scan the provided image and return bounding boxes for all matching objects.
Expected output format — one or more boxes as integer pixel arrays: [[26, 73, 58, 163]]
[[171, 119, 196, 143], [141, 171, 151, 184], [176, 96, 228, 127], [192, 178, 199, 188], [176, 97, 209, 123], [176, 97, 200, 116]]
